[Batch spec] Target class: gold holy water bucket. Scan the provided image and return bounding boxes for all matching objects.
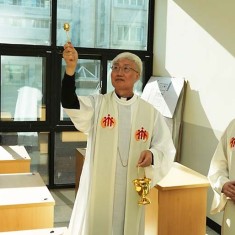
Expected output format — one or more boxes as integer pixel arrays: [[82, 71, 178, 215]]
[[133, 168, 151, 205]]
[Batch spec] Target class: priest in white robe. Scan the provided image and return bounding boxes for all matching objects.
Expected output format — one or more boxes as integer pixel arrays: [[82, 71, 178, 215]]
[[208, 119, 235, 235], [61, 43, 176, 235]]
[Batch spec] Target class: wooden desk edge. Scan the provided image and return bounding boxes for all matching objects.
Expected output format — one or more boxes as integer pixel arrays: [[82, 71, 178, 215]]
[[0, 201, 55, 209], [155, 182, 210, 191]]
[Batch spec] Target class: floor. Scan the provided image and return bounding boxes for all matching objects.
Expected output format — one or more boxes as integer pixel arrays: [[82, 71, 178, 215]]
[[51, 188, 75, 228], [51, 188, 220, 235]]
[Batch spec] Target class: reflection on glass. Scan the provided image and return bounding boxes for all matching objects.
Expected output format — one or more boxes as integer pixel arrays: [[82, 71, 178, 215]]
[[0, 132, 49, 184], [61, 59, 100, 120], [14, 86, 42, 121], [0, 1, 51, 45], [54, 132, 87, 185], [107, 60, 143, 95], [57, 0, 148, 50], [0, 56, 46, 121]]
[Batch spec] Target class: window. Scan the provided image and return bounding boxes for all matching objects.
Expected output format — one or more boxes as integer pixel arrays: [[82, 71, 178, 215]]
[[57, 0, 72, 10], [54, 131, 87, 185], [0, 1, 51, 45], [12, 0, 22, 6], [116, 0, 145, 8], [1, 56, 46, 122], [116, 24, 144, 47], [36, 0, 46, 7], [56, 0, 149, 50], [33, 19, 50, 29], [0, 131, 49, 184], [60, 59, 101, 121]]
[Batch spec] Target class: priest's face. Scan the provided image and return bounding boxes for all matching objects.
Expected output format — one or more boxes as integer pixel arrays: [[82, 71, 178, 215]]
[[111, 58, 139, 97]]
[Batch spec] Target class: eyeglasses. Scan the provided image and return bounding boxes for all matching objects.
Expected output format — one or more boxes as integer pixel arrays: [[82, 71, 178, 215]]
[[111, 65, 139, 74]]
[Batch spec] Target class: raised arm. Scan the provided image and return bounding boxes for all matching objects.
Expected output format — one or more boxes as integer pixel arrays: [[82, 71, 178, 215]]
[[63, 42, 78, 75], [61, 43, 80, 109]]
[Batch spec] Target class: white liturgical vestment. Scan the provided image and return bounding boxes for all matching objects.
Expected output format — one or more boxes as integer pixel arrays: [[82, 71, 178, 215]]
[[64, 91, 176, 235], [208, 119, 235, 235]]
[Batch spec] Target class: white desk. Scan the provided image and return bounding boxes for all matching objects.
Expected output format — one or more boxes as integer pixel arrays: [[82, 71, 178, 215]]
[[0, 173, 55, 232], [0, 146, 30, 173], [0, 227, 69, 235]]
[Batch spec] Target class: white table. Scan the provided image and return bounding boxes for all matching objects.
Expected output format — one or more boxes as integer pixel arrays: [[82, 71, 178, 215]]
[[0, 146, 30, 173], [0, 227, 69, 235], [0, 173, 55, 232]]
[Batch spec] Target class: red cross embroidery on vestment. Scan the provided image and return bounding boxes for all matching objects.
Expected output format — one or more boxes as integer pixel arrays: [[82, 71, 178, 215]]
[[135, 127, 149, 142], [101, 114, 116, 128], [230, 137, 235, 148]]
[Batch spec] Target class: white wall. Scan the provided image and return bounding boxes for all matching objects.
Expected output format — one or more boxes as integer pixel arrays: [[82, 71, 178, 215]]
[[153, 0, 235, 225]]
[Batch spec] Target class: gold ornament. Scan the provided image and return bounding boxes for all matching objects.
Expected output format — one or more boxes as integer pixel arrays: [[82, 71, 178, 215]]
[[63, 23, 71, 42], [133, 167, 151, 205]]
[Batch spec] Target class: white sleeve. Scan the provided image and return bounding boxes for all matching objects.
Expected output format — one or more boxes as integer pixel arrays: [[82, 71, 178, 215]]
[[207, 129, 230, 214], [63, 96, 95, 133], [145, 111, 176, 187], [208, 132, 229, 194]]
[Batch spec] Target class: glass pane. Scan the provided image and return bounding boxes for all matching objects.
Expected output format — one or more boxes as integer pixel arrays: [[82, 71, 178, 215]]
[[0, 0, 51, 45], [60, 59, 100, 121], [54, 131, 87, 185], [57, 0, 148, 50], [107, 60, 143, 95], [0, 131, 49, 184], [1, 56, 46, 121]]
